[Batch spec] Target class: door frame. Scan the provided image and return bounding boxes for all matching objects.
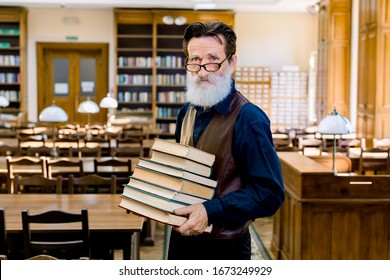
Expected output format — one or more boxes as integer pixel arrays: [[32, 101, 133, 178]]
[[36, 42, 109, 123]]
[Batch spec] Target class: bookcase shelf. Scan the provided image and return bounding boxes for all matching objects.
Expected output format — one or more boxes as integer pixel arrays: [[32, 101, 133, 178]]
[[114, 9, 234, 135], [0, 7, 27, 123]]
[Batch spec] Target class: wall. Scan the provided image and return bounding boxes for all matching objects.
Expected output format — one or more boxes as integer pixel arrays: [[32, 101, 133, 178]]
[[27, 8, 115, 121], [25, 8, 317, 121], [234, 12, 318, 71]]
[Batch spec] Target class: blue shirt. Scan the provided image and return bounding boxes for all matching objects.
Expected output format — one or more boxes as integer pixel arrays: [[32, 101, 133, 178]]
[[175, 80, 285, 227]]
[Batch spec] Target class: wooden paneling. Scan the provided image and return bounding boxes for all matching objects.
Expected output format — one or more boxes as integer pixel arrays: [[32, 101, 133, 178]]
[[358, 0, 390, 141], [316, 0, 351, 122]]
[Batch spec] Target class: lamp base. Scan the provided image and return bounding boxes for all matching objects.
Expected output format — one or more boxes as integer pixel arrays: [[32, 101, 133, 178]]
[[50, 147, 58, 158]]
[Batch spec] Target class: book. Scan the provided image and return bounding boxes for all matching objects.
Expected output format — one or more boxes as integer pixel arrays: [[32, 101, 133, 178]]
[[131, 166, 215, 200], [121, 183, 189, 213], [137, 158, 217, 188], [150, 150, 212, 177], [151, 138, 215, 167], [118, 197, 212, 233], [125, 177, 207, 205], [119, 197, 187, 226]]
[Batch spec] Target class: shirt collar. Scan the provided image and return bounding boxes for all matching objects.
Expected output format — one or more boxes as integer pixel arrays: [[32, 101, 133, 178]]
[[213, 78, 236, 116]]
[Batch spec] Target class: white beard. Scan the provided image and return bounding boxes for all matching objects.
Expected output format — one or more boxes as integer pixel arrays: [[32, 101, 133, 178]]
[[185, 65, 232, 107]]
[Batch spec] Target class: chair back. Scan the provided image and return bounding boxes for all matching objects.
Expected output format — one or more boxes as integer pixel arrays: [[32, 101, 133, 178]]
[[298, 138, 323, 155], [94, 158, 132, 192], [68, 146, 102, 158], [0, 208, 7, 258], [84, 135, 111, 156], [46, 157, 84, 179], [68, 174, 116, 194], [115, 135, 144, 157], [6, 156, 46, 193], [359, 147, 390, 175], [26, 146, 55, 157], [22, 208, 90, 259], [14, 175, 63, 194], [373, 138, 390, 149], [0, 144, 20, 156]]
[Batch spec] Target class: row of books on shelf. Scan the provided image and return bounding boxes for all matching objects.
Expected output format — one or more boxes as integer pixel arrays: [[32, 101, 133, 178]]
[[156, 74, 186, 86], [117, 55, 184, 68], [117, 74, 153, 86], [118, 91, 151, 102], [157, 107, 181, 118], [0, 90, 19, 101], [156, 123, 176, 134], [155, 55, 184, 68], [0, 73, 20, 83], [157, 91, 186, 103], [0, 55, 20, 66], [118, 56, 153, 68], [0, 28, 20, 35], [119, 138, 216, 230]]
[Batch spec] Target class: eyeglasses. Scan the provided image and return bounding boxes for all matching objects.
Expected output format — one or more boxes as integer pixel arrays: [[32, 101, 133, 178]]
[[185, 54, 231, 73]]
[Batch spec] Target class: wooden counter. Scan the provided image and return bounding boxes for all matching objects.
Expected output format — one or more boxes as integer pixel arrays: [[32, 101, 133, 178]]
[[272, 152, 390, 260]]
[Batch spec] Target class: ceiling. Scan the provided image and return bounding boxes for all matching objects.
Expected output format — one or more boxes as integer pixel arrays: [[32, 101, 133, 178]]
[[0, 0, 319, 13]]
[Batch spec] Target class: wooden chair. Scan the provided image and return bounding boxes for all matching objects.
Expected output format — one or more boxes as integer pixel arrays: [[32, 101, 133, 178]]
[[94, 158, 132, 192], [46, 157, 84, 179], [17, 135, 46, 156], [0, 208, 8, 259], [373, 138, 390, 149], [298, 137, 323, 156], [359, 147, 390, 175], [68, 146, 102, 158], [84, 135, 111, 156], [21, 208, 90, 259], [114, 135, 144, 157], [14, 174, 63, 194], [26, 146, 56, 157], [0, 144, 20, 156], [6, 156, 47, 194], [68, 174, 117, 194]]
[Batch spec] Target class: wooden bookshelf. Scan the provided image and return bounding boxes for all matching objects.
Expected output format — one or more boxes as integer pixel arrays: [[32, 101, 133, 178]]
[[0, 7, 27, 124], [114, 9, 234, 137]]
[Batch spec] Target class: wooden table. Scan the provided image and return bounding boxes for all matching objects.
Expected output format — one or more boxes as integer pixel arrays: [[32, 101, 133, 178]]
[[273, 152, 390, 260], [0, 193, 144, 260]]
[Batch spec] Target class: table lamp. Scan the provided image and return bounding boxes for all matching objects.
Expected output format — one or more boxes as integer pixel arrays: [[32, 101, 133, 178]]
[[317, 107, 353, 175], [0, 95, 10, 127], [99, 92, 118, 128], [77, 97, 100, 137], [39, 101, 68, 158]]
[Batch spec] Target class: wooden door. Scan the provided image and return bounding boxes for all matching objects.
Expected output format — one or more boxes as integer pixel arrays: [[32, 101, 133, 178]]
[[37, 43, 108, 125]]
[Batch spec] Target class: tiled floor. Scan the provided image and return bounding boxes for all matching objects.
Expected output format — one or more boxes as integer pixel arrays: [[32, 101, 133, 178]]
[[137, 216, 275, 260]]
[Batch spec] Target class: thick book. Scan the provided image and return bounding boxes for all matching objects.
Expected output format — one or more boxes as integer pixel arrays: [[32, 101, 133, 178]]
[[151, 150, 212, 177], [132, 166, 215, 200], [121, 183, 189, 213], [137, 158, 217, 188], [151, 138, 216, 167], [118, 197, 212, 233], [125, 177, 207, 205]]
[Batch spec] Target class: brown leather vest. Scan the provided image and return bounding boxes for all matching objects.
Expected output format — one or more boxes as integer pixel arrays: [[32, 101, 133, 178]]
[[195, 92, 251, 239]]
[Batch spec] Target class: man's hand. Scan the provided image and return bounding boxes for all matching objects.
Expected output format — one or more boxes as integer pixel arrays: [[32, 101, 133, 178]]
[[173, 203, 209, 236]]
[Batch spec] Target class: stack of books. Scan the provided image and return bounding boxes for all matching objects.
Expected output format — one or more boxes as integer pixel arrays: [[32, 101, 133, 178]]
[[119, 138, 217, 230]]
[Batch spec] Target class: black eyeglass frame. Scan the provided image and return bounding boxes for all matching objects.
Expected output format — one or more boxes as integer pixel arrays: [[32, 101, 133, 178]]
[[185, 54, 232, 73]]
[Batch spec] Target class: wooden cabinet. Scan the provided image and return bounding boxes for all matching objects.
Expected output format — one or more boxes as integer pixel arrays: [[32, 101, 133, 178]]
[[0, 7, 27, 123], [316, 0, 351, 123], [357, 0, 390, 142], [114, 9, 234, 137], [272, 152, 390, 260]]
